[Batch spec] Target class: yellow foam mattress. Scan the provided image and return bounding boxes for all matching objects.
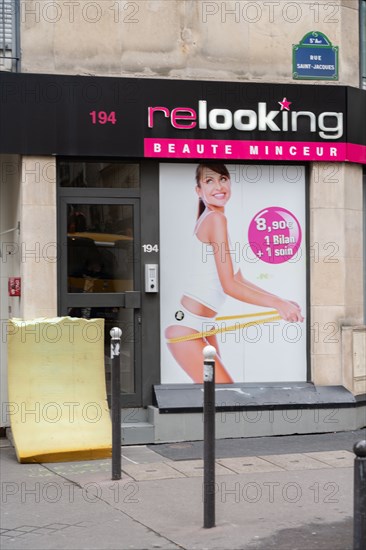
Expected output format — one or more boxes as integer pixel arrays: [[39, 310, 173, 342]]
[[7, 317, 112, 463]]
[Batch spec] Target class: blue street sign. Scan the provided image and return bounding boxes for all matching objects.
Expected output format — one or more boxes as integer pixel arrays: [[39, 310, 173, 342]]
[[293, 31, 338, 80]]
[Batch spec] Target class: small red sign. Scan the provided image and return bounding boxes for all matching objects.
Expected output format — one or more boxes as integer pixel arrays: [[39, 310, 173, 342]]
[[8, 277, 21, 297]]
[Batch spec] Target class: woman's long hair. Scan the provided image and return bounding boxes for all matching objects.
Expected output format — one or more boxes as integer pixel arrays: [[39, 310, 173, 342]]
[[195, 163, 230, 220]]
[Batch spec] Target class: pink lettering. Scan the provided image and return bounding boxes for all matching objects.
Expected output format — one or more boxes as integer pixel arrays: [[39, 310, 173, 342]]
[[171, 108, 197, 129], [148, 106, 170, 128]]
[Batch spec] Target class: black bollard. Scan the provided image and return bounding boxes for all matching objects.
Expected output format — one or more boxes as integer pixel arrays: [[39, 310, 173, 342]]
[[203, 345, 216, 529], [110, 327, 122, 480], [353, 440, 366, 550]]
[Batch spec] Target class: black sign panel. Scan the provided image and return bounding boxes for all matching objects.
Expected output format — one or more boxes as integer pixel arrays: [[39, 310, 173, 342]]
[[0, 72, 365, 160], [0, 73, 143, 156], [347, 86, 366, 146]]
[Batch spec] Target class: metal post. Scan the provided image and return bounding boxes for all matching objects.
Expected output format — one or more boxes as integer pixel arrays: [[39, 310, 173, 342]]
[[110, 327, 122, 480], [203, 345, 216, 529], [353, 440, 366, 550]]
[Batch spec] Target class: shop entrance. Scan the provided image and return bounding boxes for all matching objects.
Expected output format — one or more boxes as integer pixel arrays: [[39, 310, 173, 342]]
[[58, 162, 142, 407]]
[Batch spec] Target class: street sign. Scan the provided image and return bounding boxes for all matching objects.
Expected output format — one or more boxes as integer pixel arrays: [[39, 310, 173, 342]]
[[293, 31, 338, 80]]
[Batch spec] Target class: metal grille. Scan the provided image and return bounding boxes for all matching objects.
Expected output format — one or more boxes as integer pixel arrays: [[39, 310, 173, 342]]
[[0, 0, 12, 49], [0, 0, 19, 71]]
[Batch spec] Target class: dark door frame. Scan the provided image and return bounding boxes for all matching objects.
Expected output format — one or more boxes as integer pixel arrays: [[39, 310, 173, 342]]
[[58, 194, 142, 407], [57, 160, 162, 408], [57, 159, 162, 409]]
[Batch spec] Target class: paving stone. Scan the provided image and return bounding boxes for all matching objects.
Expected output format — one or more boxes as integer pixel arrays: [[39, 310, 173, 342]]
[[31, 528, 57, 535], [217, 456, 284, 474], [122, 446, 170, 464], [1, 530, 24, 538], [168, 459, 235, 477], [45, 461, 111, 476], [259, 453, 332, 471], [304, 450, 354, 468], [121, 461, 186, 481]]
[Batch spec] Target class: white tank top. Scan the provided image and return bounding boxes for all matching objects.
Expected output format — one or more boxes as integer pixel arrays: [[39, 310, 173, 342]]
[[183, 210, 241, 312]]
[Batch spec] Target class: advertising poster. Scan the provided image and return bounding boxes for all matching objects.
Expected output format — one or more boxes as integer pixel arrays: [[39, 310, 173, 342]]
[[160, 163, 307, 384]]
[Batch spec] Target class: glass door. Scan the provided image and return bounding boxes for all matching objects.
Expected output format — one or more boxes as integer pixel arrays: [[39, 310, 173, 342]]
[[59, 197, 141, 407]]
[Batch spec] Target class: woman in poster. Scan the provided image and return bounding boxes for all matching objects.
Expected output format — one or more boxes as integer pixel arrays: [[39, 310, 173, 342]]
[[165, 163, 304, 383]]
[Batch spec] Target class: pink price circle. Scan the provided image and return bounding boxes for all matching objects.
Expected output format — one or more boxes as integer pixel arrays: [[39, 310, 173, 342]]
[[248, 206, 302, 264]]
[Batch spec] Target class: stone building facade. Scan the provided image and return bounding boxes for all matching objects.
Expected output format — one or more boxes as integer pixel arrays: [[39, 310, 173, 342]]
[[0, 1, 365, 442]]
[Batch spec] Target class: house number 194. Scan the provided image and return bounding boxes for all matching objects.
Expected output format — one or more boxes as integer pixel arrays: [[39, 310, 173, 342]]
[[142, 244, 159, 253]]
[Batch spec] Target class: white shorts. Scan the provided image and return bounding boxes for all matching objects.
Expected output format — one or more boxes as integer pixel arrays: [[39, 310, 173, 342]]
[[171, 305, 217, 334]]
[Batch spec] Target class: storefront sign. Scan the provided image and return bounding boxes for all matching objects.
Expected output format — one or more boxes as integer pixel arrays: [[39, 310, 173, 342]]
[[0, 73, 365, 163], [147, 100, 343, 138], [160, 164, 307, 384], [293, 32, 338, 80], [145, 139, 345, 162]]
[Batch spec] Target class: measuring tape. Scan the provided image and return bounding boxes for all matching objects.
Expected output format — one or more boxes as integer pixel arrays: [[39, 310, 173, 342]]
[[167, 311, 282, 344]]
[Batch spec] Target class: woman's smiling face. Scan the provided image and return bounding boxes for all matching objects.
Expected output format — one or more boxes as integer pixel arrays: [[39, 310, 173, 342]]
[[196, 168, 231, 210]]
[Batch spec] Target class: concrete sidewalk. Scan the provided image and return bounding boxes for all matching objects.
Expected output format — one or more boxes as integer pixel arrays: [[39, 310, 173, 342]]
[[1, 428, 364, 550]]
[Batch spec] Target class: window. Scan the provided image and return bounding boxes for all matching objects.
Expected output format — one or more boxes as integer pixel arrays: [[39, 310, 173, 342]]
[[58, 162, 140, 188], [0, 0, 19, 72], [361, 0, 366, 89]]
